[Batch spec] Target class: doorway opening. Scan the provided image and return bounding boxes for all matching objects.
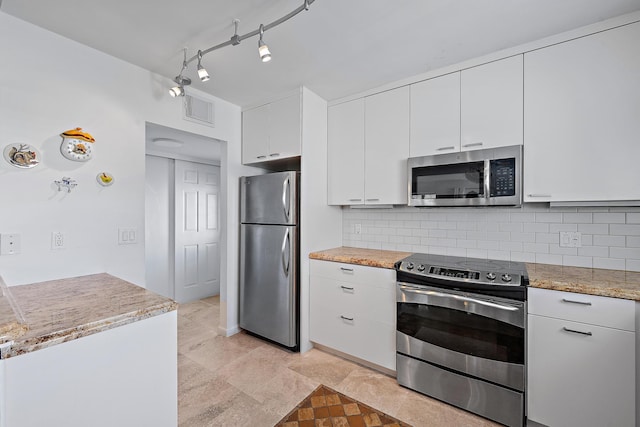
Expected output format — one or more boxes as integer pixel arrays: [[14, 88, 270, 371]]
[[144, 122, 224, 304]]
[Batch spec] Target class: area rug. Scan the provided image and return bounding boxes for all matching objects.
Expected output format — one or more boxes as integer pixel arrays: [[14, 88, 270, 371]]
[[275, 384, 412, 427]]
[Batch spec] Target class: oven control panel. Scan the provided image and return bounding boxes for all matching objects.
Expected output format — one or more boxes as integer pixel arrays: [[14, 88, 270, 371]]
[[397, 257, 524, 287]]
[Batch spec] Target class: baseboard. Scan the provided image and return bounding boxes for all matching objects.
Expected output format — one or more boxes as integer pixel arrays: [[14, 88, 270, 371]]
[[218, 325, 240, 337], [312, 343, 397, 378]]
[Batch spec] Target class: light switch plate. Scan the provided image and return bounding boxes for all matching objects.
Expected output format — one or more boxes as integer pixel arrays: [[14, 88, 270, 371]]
[[118, 228, 138, 245], [1, 234, 22, 255]]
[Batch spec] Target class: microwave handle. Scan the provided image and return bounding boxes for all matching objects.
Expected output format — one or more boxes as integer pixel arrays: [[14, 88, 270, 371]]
[[484, 160, 491, 199]]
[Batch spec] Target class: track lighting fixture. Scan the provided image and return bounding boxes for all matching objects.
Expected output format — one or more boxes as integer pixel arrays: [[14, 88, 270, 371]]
[[168, 0, 315, 96], [258, 25, 272, 63], [169, 48, 191, 97], [197, 50, 210, 82]]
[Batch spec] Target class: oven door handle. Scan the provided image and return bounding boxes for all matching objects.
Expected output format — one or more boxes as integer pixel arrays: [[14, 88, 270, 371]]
[[398, 284, 520, 312]]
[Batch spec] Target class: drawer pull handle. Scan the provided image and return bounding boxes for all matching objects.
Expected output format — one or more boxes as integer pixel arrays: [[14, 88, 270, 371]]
[[340, 315, 354, 321], [527, 194, 551, 198], [340, 267, 354, 272], [437, 146, 455, 151], [563, 327, 592, 336], [340, 286, 354, 291], [562, 298, 592, 306], [348, 198, 362, 202]]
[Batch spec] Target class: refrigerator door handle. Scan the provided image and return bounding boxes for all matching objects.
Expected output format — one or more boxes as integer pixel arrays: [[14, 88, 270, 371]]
[[281, 228, 290, 277], [282, 176, 290, 222]]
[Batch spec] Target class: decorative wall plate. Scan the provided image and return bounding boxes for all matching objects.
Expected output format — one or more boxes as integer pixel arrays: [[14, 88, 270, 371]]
[[96, 172, 114, 186], [60, 128, 95, 162], [3, 143, 40, 168]]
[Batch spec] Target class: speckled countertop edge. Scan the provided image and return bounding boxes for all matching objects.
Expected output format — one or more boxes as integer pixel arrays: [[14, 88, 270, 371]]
[[309, 247, 411, 269], [310, 247, 640, 301], [0, 273, 177, 359]]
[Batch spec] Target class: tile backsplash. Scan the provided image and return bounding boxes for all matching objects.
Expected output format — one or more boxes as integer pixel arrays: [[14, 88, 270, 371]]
[[342, 204, 640, 271]]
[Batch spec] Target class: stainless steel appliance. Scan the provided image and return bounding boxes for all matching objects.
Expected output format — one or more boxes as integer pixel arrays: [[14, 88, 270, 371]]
[[408, 145, 522, 207], [395, 253, 528, 427], [239, 171, 299, 350]]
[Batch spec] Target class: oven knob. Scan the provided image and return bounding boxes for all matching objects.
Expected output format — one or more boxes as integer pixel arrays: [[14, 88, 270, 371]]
[[406, 262, 415, 270], [417, 264, 425, 272], [501, 273, 512, 283], [486, 272, 496, 281]]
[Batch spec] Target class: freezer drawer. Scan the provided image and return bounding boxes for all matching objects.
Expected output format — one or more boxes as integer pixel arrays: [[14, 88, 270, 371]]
[[240, 171, 298, 225], [239, 223, 298, 347]]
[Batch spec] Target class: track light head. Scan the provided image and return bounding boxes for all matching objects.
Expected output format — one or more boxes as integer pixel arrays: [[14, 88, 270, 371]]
[[258, 25, 272, 62], [169, 75, 191, 97], [169, 86, 183, 97], [197, 50, 210, 82]]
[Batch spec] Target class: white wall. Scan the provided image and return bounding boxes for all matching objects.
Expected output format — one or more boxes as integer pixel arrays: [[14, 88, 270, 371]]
[[0, 11, 243, 298], [343, 204, 640, 271]]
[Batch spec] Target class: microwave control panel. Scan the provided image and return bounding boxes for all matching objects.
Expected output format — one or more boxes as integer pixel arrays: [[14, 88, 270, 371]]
[[489, 158, 516, 197]]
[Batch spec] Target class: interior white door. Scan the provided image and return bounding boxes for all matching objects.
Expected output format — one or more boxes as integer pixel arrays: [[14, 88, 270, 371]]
[[174, 160, 220, 303]]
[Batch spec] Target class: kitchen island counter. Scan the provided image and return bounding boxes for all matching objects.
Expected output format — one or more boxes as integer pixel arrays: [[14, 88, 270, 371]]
[[0, 273, 177, 359]]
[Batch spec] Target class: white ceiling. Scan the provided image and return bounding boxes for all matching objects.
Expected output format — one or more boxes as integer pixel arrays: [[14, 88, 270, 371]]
[[145, 122, 221, 162], [3, 0, 640, 108]]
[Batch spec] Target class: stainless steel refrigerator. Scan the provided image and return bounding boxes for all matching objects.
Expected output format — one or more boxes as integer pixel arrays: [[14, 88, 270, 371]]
[[239, 171, 299, 350]]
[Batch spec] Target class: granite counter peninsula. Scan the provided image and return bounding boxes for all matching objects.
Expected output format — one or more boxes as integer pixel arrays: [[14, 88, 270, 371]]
[[0, 273, 178, 427]]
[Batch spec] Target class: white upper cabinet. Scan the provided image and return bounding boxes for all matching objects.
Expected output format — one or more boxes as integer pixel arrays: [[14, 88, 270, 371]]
[[328, 87, 409, 206], [410, 72, 461, 157], [524, 21, 640, 202], [410, 55, 523, 157], [364, 86, 410, 205], [461, 55, 523, 151], [242, 92, 301, 164], [327, 98, 365, 205]]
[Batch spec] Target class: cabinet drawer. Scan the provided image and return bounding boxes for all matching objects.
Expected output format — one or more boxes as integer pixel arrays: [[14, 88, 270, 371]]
[[528, 288, 634, 331], [310, 259, 395, 287], [309, 305, 396, 371], [310, 276, 395, 326]]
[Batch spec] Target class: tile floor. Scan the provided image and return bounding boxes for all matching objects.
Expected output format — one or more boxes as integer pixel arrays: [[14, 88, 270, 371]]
[[178, 296, 500, 427]]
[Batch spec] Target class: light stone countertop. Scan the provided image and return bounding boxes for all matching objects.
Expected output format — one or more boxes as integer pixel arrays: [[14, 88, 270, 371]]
[[309, 247, 411, 269], [309, 247, 640, 301], [0, 273, 177, 359]]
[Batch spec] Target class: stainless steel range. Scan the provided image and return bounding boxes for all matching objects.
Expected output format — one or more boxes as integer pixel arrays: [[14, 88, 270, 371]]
[[395, 253, 528, 427]]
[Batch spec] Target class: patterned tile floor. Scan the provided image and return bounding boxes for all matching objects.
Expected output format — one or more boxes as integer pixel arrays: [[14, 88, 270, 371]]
[[178, 296, 500, 427]]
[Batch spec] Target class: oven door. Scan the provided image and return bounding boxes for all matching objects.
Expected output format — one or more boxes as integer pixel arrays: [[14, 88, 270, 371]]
[[397, 283, 525, 391]]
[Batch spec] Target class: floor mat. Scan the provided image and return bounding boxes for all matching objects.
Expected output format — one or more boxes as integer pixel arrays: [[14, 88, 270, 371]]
[[275, 384, 412, 427]]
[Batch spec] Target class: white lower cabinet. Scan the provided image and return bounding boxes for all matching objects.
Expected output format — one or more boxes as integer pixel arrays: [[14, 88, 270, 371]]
[[309, 259, 396, 371], [527, 288, 635, 427]]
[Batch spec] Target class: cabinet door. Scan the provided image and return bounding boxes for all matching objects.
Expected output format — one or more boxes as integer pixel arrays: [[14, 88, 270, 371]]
[[242, 104, 269, 164], [528, 314, 635, 427], [461, 55, 523, 151], [524, 22, 640, 202], [327, 99, 365, 205], [364, 86, 410, 205], [410, 72, 461, 157], [269, 93, 302, 160]]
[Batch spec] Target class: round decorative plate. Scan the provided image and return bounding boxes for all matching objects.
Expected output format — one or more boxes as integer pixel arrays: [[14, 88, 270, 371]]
[[61, 137, 93, 161], [3, 143, 40, 168], [96, 172, 114, 186]]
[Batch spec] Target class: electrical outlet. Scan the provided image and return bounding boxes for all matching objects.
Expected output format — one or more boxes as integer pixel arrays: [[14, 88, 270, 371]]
[[0, 234, 21, 255], [354, 224, 362, 234], [51, 232, 66, 250], [559, 231, 582, 248]]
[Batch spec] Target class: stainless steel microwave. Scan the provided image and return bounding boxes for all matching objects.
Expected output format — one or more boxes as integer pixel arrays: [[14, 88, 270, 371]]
[[408, 145, 522, 207]]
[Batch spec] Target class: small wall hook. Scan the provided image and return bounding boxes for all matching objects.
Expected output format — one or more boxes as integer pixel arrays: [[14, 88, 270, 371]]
[[54, 177, 77, 193]]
